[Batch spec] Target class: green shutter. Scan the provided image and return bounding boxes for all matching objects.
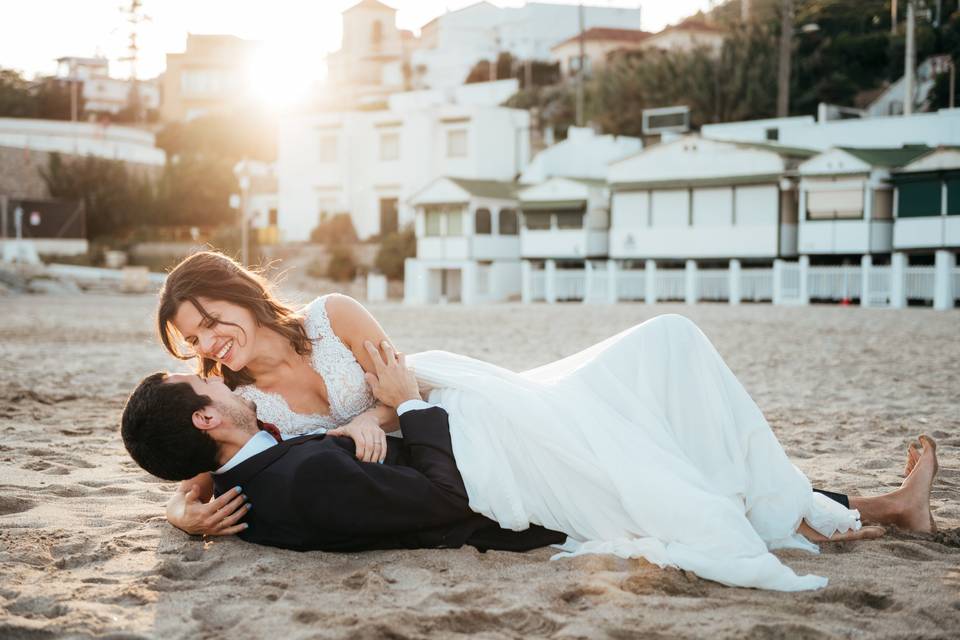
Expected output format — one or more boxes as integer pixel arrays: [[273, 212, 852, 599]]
[[897, 180, 942, 218], [948, 178, 960, 216]]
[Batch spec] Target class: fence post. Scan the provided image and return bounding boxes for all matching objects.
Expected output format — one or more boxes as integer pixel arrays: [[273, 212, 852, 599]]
[[685, 259, 698, 305], [729, 259, 741, 305], [799, 255, 810, 305], [890, 252, 906, 309], [521, 260, 532, 304], [606, 259, 618, 304], [545, 259, 557, 304], [933, 249, 956, 311], [860, 254, 872, 308], [583, 260, 593, 304], [772, 259, 784, 305], [645, 259, 657, 305]]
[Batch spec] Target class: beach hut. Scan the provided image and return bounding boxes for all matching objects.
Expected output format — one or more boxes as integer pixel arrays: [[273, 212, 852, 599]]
[[403, 176, 521, 304], [797, 146, 930, 257], [518, 177, 610, 302], [891, 147, 960, 309]]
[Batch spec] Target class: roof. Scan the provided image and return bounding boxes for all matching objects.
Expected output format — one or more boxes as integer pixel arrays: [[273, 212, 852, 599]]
[[732, 140, 819, 159], [344, 0, 395, 13], [447, 177, 520, 200], [552, 27, 652, 50], [667, 17, 723, 34], [838, 145, 933, 168]]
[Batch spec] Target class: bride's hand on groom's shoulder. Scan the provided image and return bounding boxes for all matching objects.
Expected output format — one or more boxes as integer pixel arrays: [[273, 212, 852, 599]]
[[165, 484, 250, 537], [362, 340, 420, 409], [326, 414, 388, 464]]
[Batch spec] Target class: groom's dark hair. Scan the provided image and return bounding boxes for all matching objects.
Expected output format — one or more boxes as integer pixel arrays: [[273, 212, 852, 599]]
[[121, 372, 220, 481]]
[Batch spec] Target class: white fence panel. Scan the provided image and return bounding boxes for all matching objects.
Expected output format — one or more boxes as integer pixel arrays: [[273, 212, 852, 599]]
[[904, 266, 935, 301], [779, 261, 802, 303], [555, 269, 586, 301], [954, 267, 960, 301], [530, 271, 546, 301], [741, 269, 773, 301], [697, 269, 729, 301], [867, 265, 891, 306], [808, 266, 861, 301], [655, 270, 686, 301], [618, 269, 646, 301]]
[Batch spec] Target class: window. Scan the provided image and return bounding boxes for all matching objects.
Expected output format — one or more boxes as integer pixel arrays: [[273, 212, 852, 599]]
[[806, 189, 864, 220], [523, 211, 550, 230], [897, 179, 942, 218], [948, 178, 960, 215], [319, 135, 337, 163], [268, 208, 278, 226], [425, 210, 442, 236], [446, 129, 468, 158], [475, 208, 491, 234], [445, 209, 463, 235], [556, 210, 584, 229], [499, 208, 518, 235], [379, 198, 398, 235], [371, 20, 382, 46], [765, 127, 779, 141], [379, 132, 399, 161]]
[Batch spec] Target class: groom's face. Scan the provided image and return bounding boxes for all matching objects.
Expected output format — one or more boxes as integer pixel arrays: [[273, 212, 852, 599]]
[[164, 374, 257, 431]]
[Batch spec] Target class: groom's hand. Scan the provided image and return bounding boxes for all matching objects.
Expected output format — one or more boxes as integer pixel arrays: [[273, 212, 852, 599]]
[[363, 340, 421, 409]]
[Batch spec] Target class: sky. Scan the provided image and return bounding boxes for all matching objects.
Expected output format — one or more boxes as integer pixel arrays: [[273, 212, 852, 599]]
[[0, 0, 713, 102]]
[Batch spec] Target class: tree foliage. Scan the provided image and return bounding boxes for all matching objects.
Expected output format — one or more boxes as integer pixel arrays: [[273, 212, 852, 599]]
[[0, 69, 78, 120], [310, 213, 358, 247]]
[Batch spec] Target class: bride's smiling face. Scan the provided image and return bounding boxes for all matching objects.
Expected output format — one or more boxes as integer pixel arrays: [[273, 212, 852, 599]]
[[171, 297, 258, 372]]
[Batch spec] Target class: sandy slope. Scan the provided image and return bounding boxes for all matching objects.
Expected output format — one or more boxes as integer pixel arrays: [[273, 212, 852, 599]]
[[1, 292, 958, 639]]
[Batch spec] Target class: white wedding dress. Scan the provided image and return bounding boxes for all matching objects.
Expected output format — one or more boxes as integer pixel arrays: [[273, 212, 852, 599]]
[[408, 314, 861, 592]]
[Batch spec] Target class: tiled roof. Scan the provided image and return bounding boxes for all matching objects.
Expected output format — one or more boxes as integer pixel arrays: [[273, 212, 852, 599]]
[[552, 27, 652, 50]]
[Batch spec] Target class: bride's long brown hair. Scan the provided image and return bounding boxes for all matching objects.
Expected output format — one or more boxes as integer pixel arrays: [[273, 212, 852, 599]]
[[157, 251, 311, 389]]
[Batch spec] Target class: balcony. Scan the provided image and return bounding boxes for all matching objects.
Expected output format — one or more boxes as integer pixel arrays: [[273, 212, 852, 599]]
[[520, 229, 608, 259]]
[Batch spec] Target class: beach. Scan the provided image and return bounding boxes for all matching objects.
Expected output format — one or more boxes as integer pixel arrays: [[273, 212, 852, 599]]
[[1, 291, 958, 639]]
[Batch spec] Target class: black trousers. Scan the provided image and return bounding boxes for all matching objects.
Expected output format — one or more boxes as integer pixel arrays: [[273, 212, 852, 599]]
[[813, 488, 850, 509]]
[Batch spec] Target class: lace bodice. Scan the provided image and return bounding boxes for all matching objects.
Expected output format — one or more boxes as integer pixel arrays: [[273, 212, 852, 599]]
[[235, 295, 376, 435]]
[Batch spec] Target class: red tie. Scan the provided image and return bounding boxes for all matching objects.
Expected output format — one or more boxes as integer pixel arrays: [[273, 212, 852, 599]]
[[258, 421, 283, 443]]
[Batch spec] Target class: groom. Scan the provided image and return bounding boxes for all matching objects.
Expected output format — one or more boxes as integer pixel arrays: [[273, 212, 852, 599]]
[[120, 350, 566, 553], [120, 342, 940, 552]]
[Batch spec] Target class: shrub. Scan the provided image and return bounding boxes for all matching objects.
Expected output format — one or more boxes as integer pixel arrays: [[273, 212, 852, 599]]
[[374, 226, 416, 280], [326, 245, 357, 282], [310, 213, 357, 247]]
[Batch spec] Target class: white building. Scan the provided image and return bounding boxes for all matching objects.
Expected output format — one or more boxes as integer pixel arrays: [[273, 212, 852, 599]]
[[56, 56, 160, 117], [404, 176, 521, 304], [519, 125, 642, 183], [607, 136, 812, 263], [797, 146, 931, 257], [702, 108, 960, 151], [277, 80, 529, 242], [411, 2, 643, 90], [892, 147, 960, 252], [0, 118, 165, 166]]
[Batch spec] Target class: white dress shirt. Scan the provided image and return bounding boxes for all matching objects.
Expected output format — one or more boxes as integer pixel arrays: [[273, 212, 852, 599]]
[[214, 399, 436, 474]]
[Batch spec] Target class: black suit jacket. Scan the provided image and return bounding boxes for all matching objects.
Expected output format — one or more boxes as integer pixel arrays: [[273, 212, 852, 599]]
[[212, 407, 566, 553]]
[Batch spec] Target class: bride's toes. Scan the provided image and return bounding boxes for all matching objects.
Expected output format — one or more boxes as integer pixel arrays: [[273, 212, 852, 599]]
[[830, 525, 885, 542]]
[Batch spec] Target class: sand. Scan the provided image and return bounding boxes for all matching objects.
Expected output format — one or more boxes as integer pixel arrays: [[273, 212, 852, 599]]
[[1, 291, 958, 639]]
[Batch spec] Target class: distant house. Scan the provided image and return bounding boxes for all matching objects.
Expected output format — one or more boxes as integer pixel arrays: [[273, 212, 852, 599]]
[[404, 177, 521, 304], [797, 146, 931, 257], [637, 17, 724, 55], [519, 176, 609, 263], [549, 28, 651, 78]]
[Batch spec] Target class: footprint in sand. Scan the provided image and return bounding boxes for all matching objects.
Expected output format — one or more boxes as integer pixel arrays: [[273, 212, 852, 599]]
[[814, 587, 895, 611], [0, 496, 36, 516]]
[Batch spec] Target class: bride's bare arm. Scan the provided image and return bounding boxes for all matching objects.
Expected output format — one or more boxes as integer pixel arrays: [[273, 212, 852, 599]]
[[165, 472, 249, 536]]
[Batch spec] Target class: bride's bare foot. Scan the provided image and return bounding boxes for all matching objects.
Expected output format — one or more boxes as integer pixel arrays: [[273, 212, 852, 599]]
[[798, 521, 885, 543], [893, 435, 939, 533], [904, 439, 921, 477]]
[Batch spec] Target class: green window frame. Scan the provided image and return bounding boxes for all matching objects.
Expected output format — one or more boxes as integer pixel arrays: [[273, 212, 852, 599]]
[[947, 178, 960, 216]]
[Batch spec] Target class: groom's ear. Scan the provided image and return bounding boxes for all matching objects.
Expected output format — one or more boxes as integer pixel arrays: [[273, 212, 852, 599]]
[[191, 405, 223, 432]]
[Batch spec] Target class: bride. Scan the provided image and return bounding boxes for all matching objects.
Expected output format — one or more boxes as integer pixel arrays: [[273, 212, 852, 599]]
[[157, 251, 935, 591]]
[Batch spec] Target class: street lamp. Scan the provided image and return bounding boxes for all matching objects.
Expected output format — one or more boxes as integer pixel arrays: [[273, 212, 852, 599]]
[[233, 160, 251, 267]]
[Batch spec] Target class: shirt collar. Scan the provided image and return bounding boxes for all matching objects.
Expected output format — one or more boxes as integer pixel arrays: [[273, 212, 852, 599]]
[[214, 431, 278, 475]]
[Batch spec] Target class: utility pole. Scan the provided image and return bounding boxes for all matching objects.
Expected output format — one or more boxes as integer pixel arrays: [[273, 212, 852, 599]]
[[904, 0, 916, 116], [119, 0, 150, 123], [891, 0, 898, 34], [742, 0, 752, 22], [576, 2, 585, 127], [776, 0, 794, 118]]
